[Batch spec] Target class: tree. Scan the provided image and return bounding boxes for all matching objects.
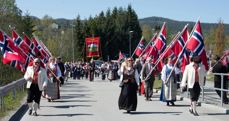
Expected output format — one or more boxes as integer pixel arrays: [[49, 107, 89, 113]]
[[0, 0, 23, 85], [73, 15, 85, 60], [213, 20, 225, 56], [141, 24, 152, 41], [21, 12, 35, 38]]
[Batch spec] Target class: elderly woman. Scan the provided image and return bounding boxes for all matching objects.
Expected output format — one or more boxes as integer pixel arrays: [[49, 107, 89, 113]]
[[118, 58, 139, 113], [24, 58, 48, 116]]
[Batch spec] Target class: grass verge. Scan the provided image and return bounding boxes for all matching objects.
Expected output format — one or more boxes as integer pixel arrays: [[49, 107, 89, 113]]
[[0, 88, 26, 120]]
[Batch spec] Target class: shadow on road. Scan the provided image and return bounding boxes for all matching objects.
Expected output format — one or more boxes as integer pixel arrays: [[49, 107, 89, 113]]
[[54, 100, 97, 103], [206, 113, 229, 116], [170, 104, 190, 107], [129, 111, 182, 115], [60, 94, 93, 99], [40, 104, 91, 108], [61, 89, 92, 92], [39, 113, 93, 117]]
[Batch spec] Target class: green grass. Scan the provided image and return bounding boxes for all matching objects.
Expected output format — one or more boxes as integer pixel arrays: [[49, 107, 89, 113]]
[[154, 79, 162, 89], [206, 73, 214, 81], [0, 88, 26, 119]]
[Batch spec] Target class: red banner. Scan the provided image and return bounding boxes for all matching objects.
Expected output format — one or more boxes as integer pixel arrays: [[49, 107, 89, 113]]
[[85, 37, 100, 57]]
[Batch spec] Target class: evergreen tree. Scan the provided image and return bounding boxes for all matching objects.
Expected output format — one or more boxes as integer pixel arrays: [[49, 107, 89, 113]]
[[21, 12, 35, 38]]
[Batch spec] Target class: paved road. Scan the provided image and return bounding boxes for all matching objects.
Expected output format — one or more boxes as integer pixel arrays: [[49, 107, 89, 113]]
[[20, 78, 229, 121]]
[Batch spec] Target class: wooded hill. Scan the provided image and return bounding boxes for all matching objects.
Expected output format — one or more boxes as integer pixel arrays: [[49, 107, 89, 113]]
[[139, 16, 229, 35], [49, 16, 229, 35]]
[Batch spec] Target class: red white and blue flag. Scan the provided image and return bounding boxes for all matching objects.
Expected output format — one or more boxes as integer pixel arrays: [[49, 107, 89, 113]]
[[12, 30, 31, 55], [154, 22, 166, 54], [186, 20, 209, 70], [134, 36, 145, 57]]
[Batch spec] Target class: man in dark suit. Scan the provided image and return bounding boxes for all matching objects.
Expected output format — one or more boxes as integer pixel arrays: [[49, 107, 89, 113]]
[[212, 55, 229, 104], [141, 56, 155, 101], [57, 56, 65, 85]]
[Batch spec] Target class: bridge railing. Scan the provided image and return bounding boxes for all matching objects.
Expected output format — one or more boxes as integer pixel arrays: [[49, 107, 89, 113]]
[[201, 73, 229, 107], [0, 78, 26, 110]]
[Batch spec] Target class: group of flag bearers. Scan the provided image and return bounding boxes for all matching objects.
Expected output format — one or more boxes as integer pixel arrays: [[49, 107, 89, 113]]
[[0, 19, 228, 117], [0, 29, 63, 116], [118, 19, 213, 116]]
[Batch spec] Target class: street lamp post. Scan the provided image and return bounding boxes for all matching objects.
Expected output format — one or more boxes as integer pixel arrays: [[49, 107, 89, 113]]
[[129, 31, 133, 57], [71, 24, 75, 61], [60, 30, 64, 56]]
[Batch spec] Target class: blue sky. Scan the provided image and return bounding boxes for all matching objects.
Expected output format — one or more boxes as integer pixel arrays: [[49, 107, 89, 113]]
[[16, 0, 229, 24]]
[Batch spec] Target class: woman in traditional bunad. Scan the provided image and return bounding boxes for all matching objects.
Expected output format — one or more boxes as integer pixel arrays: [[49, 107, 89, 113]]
[[45, 57, 62, 102], [118, 58, 139, 113], [161, 56, 178, 106]]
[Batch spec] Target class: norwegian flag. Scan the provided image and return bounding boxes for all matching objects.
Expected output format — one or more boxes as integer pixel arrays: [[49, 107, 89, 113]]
[[0, 31, 11, 53], [32, 37, 49, 63], [12, 30, 31, 55], [144, 45, 158, 63], [2, 51, 25, 64], [172, 26, 189, 72], [39, 40, 51, 57], [154, 22, 166, 54], [0, 31, 27, 72], [118, 51, 125, 63], [23, 34, 37, 58], [177, 26, 189, 72], [10, 60, 25, 72], [134, 36, 145, 57], [142, 34, 157, 58], [186, 20, 209, 70], [1, 31, 27, 61]]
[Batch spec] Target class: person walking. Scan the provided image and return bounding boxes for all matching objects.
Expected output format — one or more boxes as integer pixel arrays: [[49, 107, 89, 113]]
[[141, 57, 155, 101], [134, 58, 143, 96], [24, 58, 48, 116], [45, 57, 62, 101], [181, 54, 206, 116], [212, 55, 229, 104], [118, 58, 139, 113], [57, 56, 65, 85], [161, 56, 177, 106]]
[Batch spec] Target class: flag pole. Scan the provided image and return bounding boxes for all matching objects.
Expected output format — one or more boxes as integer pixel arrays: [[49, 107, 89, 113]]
[[164, 21, 199, 84], [131, 36, 144, 58], [164, 24, 191, 83], [210, 53, 227, 69], [139, 33, 157, 57], [143, 32, 181, 81]]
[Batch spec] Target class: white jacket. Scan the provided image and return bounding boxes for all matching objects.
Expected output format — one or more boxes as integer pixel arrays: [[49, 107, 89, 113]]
[[181, 62, 206, 88], [24, 66, 48, 91]]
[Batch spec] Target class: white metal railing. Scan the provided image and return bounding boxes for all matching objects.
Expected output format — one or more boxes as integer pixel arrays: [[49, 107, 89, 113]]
[[201, 73, 229, 107], [0, 78, 26, 110]]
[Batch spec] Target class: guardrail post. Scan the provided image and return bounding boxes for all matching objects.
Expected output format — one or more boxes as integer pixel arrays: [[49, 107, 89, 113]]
[[13, 88, 16, 100], [220, 74, 223, 107]]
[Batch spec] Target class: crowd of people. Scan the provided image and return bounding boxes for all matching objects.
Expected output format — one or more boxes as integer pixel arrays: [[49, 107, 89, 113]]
[[23, 52, 229, 116], [117, 53, 229, 116]]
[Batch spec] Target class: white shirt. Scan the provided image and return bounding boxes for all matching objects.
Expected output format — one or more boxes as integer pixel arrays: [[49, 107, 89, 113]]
[[181, 62, 206, 88]]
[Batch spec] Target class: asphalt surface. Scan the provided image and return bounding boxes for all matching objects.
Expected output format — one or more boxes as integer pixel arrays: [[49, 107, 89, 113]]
[[19, 77, 229, 121]]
